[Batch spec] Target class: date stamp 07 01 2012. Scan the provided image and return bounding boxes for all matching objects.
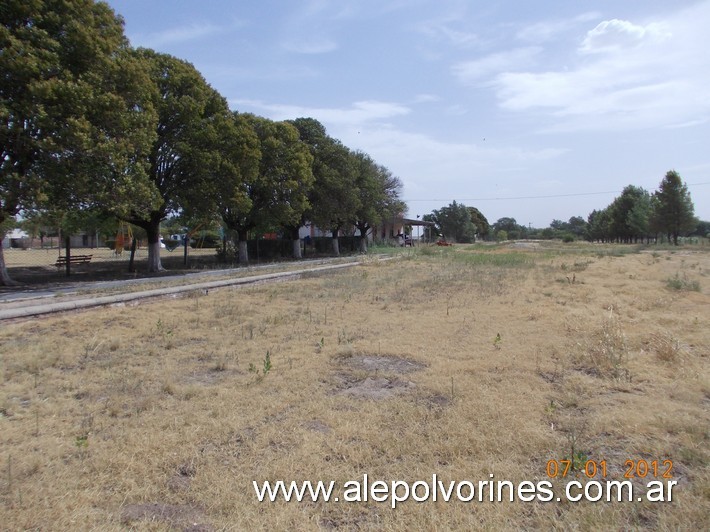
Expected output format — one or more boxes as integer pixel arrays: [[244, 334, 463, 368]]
[[546, 459, 673, 480]]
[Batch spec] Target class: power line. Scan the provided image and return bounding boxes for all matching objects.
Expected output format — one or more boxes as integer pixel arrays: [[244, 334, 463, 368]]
[[403, 182, 710, 203], [405, 191, 618, 202]]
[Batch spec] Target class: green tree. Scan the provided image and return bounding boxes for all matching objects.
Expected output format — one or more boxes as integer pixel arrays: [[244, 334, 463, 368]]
[[467, 207, 490, 240], [492, 217, 521, 240], [567, 216, 588, 239], [219, 114, 313, 263], [351, 152, 404, 253], [0, 0, 152, 284], [308, 139, 360, 256], [285, 117, 327, 258], [626, 192, 652, 243], [550, 219, 567, 231], [690, 220, 710, 238], [212, 112, 260, 261], [652, 170, 696, 245], [608, 185, 649, 242], [586, 208, 612, 242], [432, 201, 477, 243], [289, 118, 362, 256], [118, 49, 231, 271]]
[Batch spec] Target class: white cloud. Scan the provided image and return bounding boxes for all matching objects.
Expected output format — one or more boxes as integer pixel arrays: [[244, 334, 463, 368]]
[[411, 94, 440, 104], [134, 23, 222, 47], [665, 117, 710, 130], [414, 6, 481, 48], [453, 47, 541, 84], [516, 12, 600, 43], [339, 126, 566, 220], [331, 125, 566, 185], [231, 99, 411, 126], [434, 26, 480, 48], [487, 2, 710, 131], [282, 38, 338, 54], [279, 0, 414, 56], [215, 64, 320, 83], [231, 98, 564, 198], [579, 19, 670, 54]]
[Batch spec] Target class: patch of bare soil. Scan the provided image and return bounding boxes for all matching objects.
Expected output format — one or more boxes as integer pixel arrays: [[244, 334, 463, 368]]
[[341, 353, 426, 373], [167, 462, 197, 493], [509, 241, 540, 249], [303, 419, 332, 433], [335, 374, 416, 400], [333, 353, 425, 399], [182, 368, 240, 386], [120, 502, 212, 531]]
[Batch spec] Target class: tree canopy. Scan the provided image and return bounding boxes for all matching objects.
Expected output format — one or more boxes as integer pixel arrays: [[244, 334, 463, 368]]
[[492, 217, 523, 240], [117, 49, 233, 271], [431, 201, 478, 243], [0, 0, 149, 283], [352, 152, 404, 252], [306, 137, 360, 256], [652, 170, 696, 245], [581, 172, 696, 245], [467, 207, 490, 240], [219, 114, 313, 263]]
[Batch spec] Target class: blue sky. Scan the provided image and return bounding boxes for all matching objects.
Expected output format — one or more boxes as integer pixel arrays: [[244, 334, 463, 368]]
[[106, 0, 710, 227]]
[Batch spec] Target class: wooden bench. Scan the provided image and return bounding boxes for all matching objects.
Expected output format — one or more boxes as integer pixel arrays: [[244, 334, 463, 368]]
[[55, 254, 93, 268]]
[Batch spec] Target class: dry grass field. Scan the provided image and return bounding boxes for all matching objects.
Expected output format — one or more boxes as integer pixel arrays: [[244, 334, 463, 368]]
[[1, 242, 708, 530]]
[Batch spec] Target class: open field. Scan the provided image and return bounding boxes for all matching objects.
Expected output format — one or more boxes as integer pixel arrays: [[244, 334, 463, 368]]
[[1, 243, 708, 529]]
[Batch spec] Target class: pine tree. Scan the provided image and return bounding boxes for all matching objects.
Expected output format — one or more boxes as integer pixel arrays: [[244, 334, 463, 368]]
[[652, 170, 696, 245]]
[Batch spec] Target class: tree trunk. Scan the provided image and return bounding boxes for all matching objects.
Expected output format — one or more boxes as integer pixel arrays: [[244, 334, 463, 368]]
[[237, 229, 249, 263], [331, 229, 340, 257], [292, 238, 302, 260], [289, 227, 302, 259], [128, 238, 138, 273], [0, 240, 19, 286], [357, 224, 369, 253], [238, 241, 248, 263], [359, 235, 367, 253], [146, 219, 164, 272], [64, 236, 71, 277], [147, 241, 164, 272]]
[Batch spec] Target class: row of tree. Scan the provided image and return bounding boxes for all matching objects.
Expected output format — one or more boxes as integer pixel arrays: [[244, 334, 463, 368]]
[[423, 171, 702, 244], [0, 0, 404, 285], [585, 171, 696, 245]]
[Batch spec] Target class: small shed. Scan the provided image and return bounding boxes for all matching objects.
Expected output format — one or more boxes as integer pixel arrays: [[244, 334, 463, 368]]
[[1, 228, 30, 249]]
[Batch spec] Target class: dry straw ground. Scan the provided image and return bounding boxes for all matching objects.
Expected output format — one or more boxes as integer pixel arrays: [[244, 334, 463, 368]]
[[1, 242, 708, 530]]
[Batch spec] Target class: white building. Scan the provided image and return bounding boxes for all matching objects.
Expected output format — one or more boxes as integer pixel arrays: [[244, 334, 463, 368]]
[[1, 228, 29, 249]]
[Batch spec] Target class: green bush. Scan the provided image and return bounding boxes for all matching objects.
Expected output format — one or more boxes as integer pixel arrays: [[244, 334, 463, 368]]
[[666, 272, 700, 292]]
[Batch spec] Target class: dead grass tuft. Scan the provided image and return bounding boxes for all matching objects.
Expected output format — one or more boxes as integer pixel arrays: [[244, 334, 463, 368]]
[[573, 314, 631, 381], [648, 331, 687, 363]]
